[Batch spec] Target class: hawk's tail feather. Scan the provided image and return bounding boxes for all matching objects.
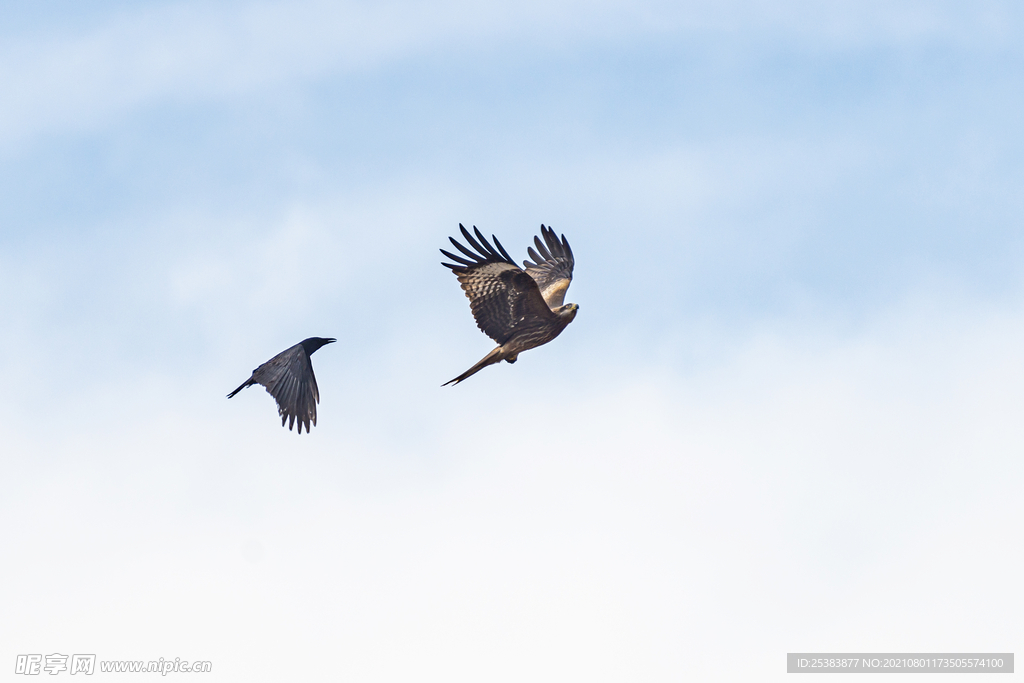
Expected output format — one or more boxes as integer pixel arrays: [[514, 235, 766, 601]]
[[443, 347, 505, 386]]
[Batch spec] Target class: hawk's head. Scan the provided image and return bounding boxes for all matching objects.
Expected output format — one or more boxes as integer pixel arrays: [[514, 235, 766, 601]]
[[555, 302, 579, 323]]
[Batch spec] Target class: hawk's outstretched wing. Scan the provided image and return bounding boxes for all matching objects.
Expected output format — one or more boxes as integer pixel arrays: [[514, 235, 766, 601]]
[[227, 337, 335, 434], [523, 224, 574, 308], [441, 224, 558, 345]]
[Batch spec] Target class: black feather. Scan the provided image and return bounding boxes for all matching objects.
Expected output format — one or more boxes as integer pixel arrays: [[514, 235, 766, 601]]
[[460, 224, 489, 256], [471, 226, 499, 258], [493, 235, 515, 263], [440, 248, 475, 267], [533, 234, 553, 261], [449, 235, 483, 261]]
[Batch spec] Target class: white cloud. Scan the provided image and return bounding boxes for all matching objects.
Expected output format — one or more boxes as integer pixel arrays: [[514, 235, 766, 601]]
[[1, 282, 1020, 680], [1, 0, 1017, 152]]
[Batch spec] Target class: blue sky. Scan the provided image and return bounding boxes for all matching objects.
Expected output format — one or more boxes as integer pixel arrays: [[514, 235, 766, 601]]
[[2, 2, 1022, 680]]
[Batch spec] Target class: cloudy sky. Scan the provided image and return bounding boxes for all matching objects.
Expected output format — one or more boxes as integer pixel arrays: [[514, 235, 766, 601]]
[[1, 1, 1022, 680]]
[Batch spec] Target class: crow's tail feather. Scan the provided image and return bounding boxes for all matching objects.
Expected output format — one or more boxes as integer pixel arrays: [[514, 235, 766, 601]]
[[226, 377, 255, 399]]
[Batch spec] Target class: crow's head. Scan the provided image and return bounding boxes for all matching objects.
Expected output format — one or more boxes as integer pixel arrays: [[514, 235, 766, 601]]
[[300, 337, 337, 355]]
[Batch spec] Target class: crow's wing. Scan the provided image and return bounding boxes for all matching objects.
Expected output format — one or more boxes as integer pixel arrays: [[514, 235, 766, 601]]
[[229, 342, 320, 433], [522, 224, 574, 309]]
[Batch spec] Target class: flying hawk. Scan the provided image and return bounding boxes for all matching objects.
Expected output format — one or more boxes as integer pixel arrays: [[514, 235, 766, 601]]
[[440, 224, 578, 385], [227, 337, 335, 433]]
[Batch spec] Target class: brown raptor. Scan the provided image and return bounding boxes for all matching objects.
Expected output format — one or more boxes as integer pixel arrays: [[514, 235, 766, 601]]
[[440, 224, 577, 385]]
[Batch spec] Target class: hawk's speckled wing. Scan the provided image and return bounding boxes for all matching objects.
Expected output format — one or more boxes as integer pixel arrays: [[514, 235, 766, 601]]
[[440, 225, 558, 345], [523, 224, 574, 308]]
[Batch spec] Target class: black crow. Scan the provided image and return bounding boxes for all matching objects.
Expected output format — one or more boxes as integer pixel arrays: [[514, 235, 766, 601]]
[[227, 337, 336, 433]]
